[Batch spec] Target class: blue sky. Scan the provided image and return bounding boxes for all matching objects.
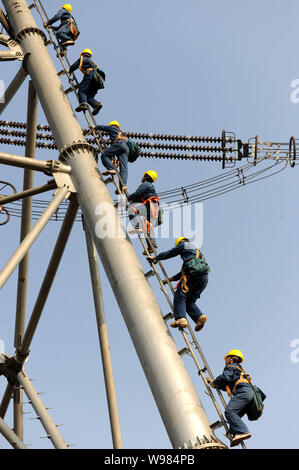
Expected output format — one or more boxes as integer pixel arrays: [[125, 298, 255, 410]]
[[0, 0, 299, 449]]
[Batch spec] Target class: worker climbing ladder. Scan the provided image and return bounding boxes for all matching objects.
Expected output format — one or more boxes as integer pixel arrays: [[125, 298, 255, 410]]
[[0, 0, 253, 449], [105, 165, 247, 449], [30, 0, 106, 155]]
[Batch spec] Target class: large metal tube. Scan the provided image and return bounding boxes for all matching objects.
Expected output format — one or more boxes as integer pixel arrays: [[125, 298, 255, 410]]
[[0, 416, 27, 449], [0, 383, 13, 419], [14, 80, 38, 349], [13, 81, 38, 439], [0, 180, 56, 205], [17, 370, 67, 449], [0, 186, 69, 290], [0, 151, 71, 173], [18, 195, 78, 357], [3, 0, 221, 448], [0, 65, 27, 114], [84, 225, 123, 449]]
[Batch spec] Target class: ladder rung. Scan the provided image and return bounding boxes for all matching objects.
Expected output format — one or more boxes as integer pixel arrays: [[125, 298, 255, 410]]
[[45, 41, 52, 46], [178, 347, 189, 357], [65, 86, 74, 95], [28, 3, 36, 9], [163, 312, 173, 321], [210, 420, 223, 431], [103, 177, 113, 185], [57, 70, 66, 77], [144, 270, 155, 279]]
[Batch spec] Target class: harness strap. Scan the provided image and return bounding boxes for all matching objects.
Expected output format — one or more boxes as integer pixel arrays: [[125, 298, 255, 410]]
[[228, 365, 252, 394], [114, 130, 128, 143], [79, 55, 94, 74], [141, 196, 160, 219]]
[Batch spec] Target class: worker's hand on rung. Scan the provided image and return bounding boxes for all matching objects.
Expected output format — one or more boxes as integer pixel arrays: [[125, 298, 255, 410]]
[[206, 378, 215, 388], [147, 255, 156, 263]]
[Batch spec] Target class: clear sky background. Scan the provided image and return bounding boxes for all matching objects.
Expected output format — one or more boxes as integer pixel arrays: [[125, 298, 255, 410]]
[[0, 0, 299, 450]]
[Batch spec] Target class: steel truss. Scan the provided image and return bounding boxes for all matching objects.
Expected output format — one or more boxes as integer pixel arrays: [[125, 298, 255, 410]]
[[0, 0, 296, 451]]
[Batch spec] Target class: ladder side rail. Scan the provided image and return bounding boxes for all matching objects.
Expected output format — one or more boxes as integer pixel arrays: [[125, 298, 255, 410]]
[[32, 0, 105, 152], [180, 329, 230, 434]]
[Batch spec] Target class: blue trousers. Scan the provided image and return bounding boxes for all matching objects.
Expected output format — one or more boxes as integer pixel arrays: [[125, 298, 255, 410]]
[[78, 74, 101, 109], [56, 30, 73, 44], [225, 385, 254, 435], [101, 141, 129, 185], [128, 202, 158, 247], [173, 274, 208, 323]]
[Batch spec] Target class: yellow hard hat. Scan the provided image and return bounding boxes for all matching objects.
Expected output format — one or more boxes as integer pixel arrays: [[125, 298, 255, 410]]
[[224, 349, 244, 362], [175, 237, 188, 246], [62, 4, 72, 13], [81, 48, 92, 57], [144, 170, 158, 182], [108, 121, 120, 129]]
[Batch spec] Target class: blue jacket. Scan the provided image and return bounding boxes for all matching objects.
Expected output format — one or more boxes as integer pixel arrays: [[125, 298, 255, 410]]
[[156, 241, 206, 281], [156, 241, 200, 263], [47, 8, 71, 33], [213, 362, 252, 394], [128, 182, 158, 203], [69, 56, 95, 75], [95, 125, 126, 144]]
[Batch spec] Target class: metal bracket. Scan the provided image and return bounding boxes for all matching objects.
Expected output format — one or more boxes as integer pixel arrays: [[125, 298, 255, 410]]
[[0, 32, 23, 61], [52, 173, 76, 193], [178, 347, 190, 357]]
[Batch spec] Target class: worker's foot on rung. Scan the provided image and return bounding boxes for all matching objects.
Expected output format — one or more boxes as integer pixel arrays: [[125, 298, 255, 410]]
[[92, 102, 103, 116], [170, 318, 188, 329], [61, 40, 75, 47], [195, 315, 207, 332], [230, 433, 251, 447], [75, 103, 88, 112], [102, 170, 116, 176]]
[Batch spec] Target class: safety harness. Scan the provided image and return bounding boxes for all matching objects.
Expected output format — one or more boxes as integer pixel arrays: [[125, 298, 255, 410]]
[[178, 249, 203, 294], [130, 195, 160, 235], [61, 16, 80, 40], [114, 130, 128, 143], [225, 365, 252, 397], [79, 55, 94, 75]]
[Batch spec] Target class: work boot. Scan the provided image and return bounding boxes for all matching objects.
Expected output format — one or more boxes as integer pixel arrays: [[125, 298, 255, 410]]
[[75, 102, 88, 112], [92, 102, 103, 116], [102, 170, 116, 176], [230, 433, 251, 447], [170, 318, 188, 329], [61, 40, 75, 47], [195, 315, 207, 332]]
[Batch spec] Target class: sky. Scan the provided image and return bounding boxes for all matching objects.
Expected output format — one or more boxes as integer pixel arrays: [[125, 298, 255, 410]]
[[0, 0, 299, 450]]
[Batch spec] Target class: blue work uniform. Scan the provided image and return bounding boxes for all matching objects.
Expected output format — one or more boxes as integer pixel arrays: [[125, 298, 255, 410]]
[[213, 362, 254, 436], [47, 8, 73, 45], [96, 125, 129, 186], [128, 182, 159, 248], [156, 241, 208, 323], [69, 56, 102, 110]]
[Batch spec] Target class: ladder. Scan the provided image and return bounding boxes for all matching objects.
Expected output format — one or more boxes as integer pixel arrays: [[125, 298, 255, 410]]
[[29, 0, 246, 449], [105, 167, 247, 449], [30, 0, 106, 156]]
